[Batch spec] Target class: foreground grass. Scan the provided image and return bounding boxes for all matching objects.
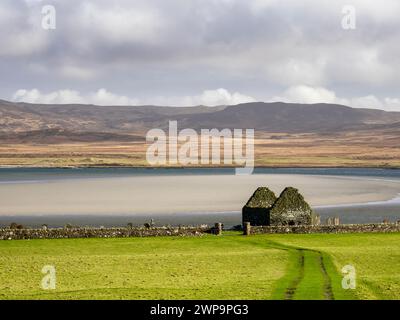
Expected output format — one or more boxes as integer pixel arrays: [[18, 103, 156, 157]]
[[0, 233, 398, 300], [0, 234, 287, 300], [266, 233, 400, 300]]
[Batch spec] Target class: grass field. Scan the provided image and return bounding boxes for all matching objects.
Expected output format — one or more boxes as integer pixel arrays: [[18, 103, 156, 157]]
[[0, 233, 399, 300]]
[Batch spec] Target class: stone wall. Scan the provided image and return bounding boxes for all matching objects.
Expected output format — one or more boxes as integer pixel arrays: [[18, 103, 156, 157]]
[[2, 223, 399, 240], [269, 187, 314, 226], [0, 226, 211, 240], [248, 223, 400, 235]]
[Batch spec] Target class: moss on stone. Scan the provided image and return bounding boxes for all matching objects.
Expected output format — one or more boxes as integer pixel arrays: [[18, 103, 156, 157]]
[[242, 187, 277, 226], [269, 187, 314, 226], [244, 187, 277, 208]]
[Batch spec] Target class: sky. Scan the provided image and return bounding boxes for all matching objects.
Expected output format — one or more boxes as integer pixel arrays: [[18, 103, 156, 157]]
[[1, 0, 400, 110]]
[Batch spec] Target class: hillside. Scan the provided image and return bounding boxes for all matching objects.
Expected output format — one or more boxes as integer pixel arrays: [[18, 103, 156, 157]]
[[1, 100, 400, 141], [1, 99, 399, 168]]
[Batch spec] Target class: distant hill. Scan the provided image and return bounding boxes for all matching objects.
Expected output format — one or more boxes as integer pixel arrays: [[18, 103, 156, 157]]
[[0, 129, 142, 144], [1, 99, 400, 142]]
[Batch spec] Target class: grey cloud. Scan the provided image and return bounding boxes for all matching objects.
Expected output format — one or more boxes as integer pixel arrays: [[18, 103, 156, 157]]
[[0, 0, 399, 109]]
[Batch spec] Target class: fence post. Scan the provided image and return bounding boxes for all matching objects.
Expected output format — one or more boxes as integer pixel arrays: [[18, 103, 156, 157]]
[[215, 223, 222, 236], [244, 222, 251, 236], [333, 217, 340, 226], [313, 214, 321, 226]]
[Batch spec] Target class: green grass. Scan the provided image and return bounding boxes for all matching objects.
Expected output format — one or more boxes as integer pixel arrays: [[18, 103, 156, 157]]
[[0, 232, 398, 300], [266, 233, 400, 300]]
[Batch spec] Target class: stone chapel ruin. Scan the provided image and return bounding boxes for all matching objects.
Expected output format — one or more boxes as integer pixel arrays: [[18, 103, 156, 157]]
[[242, 186, 315, 226]]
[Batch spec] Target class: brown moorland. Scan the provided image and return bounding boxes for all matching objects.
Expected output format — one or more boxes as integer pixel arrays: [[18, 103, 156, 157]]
[[0, 100, 399, 168]]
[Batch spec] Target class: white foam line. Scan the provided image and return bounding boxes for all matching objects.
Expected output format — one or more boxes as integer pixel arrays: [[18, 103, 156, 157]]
[[314, 193, 400, 209]]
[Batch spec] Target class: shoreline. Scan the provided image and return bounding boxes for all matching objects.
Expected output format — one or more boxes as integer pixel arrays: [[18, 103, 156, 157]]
[[1, 190, 400, 217], [1, 173, 400, 217], [314, 193, 400, 209], [1, 165, 400, 170]]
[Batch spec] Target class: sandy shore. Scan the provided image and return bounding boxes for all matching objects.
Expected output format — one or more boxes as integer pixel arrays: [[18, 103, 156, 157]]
[[0, 174, 400, 216]]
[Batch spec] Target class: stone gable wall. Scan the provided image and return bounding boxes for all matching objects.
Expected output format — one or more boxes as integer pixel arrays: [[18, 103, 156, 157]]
[[242, 207, 270, 226]]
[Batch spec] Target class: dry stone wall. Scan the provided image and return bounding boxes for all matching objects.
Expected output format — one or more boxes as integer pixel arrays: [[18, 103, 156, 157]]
[[2, 223, 399, 240], [248, 223, 400, 235], [0, 226, 210, 240]]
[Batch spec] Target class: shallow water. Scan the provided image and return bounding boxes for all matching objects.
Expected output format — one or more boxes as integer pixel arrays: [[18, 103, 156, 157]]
[[0, 167, 399, 228]]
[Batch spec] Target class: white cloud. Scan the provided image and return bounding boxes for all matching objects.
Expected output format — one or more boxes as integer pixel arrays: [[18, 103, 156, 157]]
[[0, 1, 48, 57], [352, 0, 400, 23], [12, 88, 139, 106], [148, 88, 256, 106], [270, 85, 400, 111], [1, 0, 400, 106], [182, 88, 256, 106], [272, 85, 338, 104], [88, 89, 140, 106], [349, 95, 383, 109], [75, 2, 165, 45], [11, 86, 400, 111], [13, 89, 85, 105], [249, 0, 278, 14], [11, 88, 255, 107], [384, 98, 400, 111]]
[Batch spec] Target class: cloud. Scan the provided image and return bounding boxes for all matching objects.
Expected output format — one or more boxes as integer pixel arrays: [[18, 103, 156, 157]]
[[384, 98, 400, 111], [74, 2, 165, 45], [250, 0, 278, 13], [11, 88, 255, 107], [180, 88, 256, 106], [272, 85, 400, 111], [10, 86, 400, 111], [273, 86, 338, 104], [88, 89, 140, 106], [1, 0, 400, 109], [11, 85, 400, 111], [59, 66, 97, 80], [12, 88, 139, 106], [0, 1, 48, 56], [350, 96, 400, 111], [349, 95, 383, 109]]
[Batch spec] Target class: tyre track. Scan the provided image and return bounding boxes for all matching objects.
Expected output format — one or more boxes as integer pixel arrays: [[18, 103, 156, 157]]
[[284, 249, 334, 300], [233, 238, 335, 300], [285, 249, 305, 300], [318, 252, 334, 300]]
